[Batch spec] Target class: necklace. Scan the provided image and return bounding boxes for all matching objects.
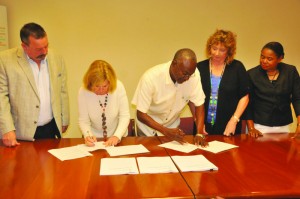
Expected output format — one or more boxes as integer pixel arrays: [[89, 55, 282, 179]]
[[208, 60, 225, 125], [99, 94, 108, 141], [268, 70, 278, 83]]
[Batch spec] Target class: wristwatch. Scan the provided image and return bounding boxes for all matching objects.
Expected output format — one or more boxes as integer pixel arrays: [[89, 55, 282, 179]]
[[196, 134, 205, 139]]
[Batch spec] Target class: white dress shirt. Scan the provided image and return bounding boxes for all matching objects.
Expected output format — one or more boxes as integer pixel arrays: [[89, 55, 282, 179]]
[[28, 57, 53, 126]]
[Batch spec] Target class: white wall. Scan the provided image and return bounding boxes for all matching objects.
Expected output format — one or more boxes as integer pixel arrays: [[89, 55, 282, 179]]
[[1, 0, 299, 137]]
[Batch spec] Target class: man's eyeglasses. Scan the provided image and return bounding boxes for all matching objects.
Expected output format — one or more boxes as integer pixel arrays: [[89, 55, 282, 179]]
[[176, 63, 195, 79], [182, 72, 195, 79]]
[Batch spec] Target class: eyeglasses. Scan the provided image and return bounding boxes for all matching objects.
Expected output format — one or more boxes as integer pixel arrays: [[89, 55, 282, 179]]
[[182, 72, 195, 79], [175, 63, 195, 79], [102, 113, 107, 141]]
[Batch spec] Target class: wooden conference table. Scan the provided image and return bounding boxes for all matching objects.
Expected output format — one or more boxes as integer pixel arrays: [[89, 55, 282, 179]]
[[0, 133, 300, 199]]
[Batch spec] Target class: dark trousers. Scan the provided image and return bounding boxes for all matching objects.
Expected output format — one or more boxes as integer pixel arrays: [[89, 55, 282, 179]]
[[34, 118, 61, 139]]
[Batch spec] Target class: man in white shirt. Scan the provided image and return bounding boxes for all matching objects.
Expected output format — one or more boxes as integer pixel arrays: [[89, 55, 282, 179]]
[[0, 23, 69, 147], [132, 48, 206, 144]]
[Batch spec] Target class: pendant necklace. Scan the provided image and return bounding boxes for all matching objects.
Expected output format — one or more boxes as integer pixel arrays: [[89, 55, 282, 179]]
[[268, 70, 278, 83], [99, 94, 108, 141]]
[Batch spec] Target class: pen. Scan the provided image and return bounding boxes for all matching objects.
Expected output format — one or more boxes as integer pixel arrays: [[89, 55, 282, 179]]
[[87, 131, 95, 143]]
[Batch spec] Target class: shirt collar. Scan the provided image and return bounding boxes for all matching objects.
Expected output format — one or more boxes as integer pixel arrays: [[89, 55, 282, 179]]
[[25, 53, 47, 65], [165, 61, 174, 85]]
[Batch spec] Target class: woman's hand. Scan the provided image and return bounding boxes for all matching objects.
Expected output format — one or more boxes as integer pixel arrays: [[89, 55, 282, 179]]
[[85, 135, 97, 147], [104, 136, 120, 146], [248, 127, 263, 138], [223, 117, 237, 136], [291, 125, 300, 139]]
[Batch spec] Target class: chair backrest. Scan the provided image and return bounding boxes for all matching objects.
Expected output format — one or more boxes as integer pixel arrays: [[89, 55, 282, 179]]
[[179, 118, 247, 134], [241, 120, 247, 133], [127, 118, 136, 136], [179, 117, 194, 135]]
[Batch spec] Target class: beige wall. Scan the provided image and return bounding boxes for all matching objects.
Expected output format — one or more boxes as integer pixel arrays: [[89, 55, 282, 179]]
[[1, 0, 299, 137]]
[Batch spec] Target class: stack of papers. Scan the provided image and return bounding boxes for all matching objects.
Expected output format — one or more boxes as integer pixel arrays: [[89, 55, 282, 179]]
[[99, 155, 218, 175], [171, 155, 218, 172], [48, 146, 92, 161], [100, 158, 139, 175], [137, 156, 178, 174]]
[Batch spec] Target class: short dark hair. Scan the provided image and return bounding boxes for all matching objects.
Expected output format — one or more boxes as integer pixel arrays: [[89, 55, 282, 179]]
[[262, 42, 285, 59], [173, 48, 197, 62], [20, 22, 47, 45]]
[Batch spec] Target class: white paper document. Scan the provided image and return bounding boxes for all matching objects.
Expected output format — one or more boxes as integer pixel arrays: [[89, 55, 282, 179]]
[[48, 146, 92, 161], [77, 141, 108, 152], [137, 156, 178, 174], [106, 144, 150, 156], [171, 155, 218, 172], [198, 140, 238, 153], [158, 141, 198, 153], [100, 158, 139, 175]]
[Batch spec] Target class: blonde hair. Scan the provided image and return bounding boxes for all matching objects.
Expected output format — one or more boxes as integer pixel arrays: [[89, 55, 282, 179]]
[[206, 29, 237, 64], [83, 60, 117, 93]]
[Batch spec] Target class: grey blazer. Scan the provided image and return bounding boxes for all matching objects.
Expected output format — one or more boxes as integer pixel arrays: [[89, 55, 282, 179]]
[[0, 47, 69, 140]]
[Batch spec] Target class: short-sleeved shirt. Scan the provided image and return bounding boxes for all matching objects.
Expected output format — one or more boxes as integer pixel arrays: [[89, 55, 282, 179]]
[[132, 61, 205, 136]]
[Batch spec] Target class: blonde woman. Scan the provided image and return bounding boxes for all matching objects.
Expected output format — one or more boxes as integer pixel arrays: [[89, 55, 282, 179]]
[[78, 60, 130, 146], [197, 29, 249, 136]]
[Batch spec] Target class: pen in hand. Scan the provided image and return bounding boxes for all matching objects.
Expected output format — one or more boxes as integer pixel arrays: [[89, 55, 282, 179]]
[[86, 131, 96, 146]]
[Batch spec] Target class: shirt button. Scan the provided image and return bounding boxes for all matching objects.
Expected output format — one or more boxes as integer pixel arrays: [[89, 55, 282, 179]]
[[36, 105, 39, 108], [34, 121, 37, 124]]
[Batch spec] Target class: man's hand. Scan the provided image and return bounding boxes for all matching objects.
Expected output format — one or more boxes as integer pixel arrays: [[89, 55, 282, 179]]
[[164, 128, 185, 144], [194, 134, 208, 147], [248, 128, 263, 138], [62, 125, 68, 133], [2, 131, 20, 147]]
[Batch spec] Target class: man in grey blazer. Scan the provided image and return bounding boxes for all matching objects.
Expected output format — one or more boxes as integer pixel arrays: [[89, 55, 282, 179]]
[[0, 22, 69, 147]]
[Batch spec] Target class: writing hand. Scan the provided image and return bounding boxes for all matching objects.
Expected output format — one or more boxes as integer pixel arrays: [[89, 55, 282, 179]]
[[164, 128, 186, 144], [84, 132, 97, 147]]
